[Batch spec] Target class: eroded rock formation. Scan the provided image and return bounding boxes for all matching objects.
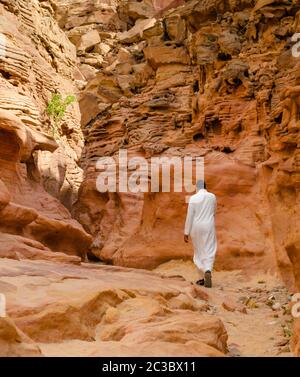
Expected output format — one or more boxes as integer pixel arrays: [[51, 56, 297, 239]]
[[69, 0, 299, 289], [0, 316, 42, 356], [0, 0, 300, 356], [0, 0, 230, 357], [0, 0, 92, 262], [0, 258, 227, 356], [53, 0, 299, 354]]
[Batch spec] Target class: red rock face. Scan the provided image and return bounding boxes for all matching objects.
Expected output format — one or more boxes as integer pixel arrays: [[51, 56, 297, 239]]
[[73, 0, 299, 287], [0, 1, 92, 262], [0, 258, 227, 356], [0, 0, 300, 356]]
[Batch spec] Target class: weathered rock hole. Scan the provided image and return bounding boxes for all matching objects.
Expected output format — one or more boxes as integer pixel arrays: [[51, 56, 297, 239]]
[[218, 52, 232, 61], [0, 70, 12, 80], [0, 129, 20, 161], [87, 252, 101, 262], [222, 146, 234, 154], [162, 32, 171, 42], [235, 123, 243, 133], [275, 113, 283, 124], [206, 119, 222, 135], [193, 133, 205, 142], [233, 78, 242, 88], [193, 80, 199, 93]]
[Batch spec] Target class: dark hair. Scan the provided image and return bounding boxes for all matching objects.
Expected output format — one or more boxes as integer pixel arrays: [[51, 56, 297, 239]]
[[196, 180, 206, 190]]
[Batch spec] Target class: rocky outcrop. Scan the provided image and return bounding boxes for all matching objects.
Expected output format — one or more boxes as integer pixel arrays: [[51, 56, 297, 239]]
[[0, 0, 299, 357], [0, 257, 227, 356], [71, 0, 299, 287], [0, 0, 85, 207], [0, 0, 229, 358], [0, 0, 92, 261], [0, 316, 42, 356]]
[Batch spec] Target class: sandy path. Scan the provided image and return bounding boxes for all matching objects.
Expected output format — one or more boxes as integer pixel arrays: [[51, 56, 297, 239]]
[[154, 261, 293, 356], [32, 259, 294, 357]]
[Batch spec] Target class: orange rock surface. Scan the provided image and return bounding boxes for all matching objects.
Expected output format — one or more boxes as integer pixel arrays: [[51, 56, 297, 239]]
[[0, 258, 227, 356], [0, 0, 299, 356], [71, 0, 299, 292], [0, 0, 92, 262]]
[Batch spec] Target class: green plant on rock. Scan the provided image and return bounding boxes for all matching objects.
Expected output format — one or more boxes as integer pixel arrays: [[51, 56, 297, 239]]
[[46, 93, 76, 135], [282, 323, 292, 338]]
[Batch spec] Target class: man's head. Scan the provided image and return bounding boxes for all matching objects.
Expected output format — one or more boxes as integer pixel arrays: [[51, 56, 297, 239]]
[[196, 179, 206, 191]]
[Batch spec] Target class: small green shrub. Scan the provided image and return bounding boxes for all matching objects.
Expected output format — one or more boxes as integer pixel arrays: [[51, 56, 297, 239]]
[[46, 93, 76, 125]]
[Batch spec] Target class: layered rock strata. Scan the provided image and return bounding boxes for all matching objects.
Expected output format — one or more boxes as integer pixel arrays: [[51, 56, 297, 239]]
[[72, 0, 299, 290], [0, 258, 227, 356], [0, 0, 92, 261]]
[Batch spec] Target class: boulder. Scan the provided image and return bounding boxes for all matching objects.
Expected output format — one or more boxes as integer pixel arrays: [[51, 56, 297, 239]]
[[118, 18, 159, 44], [0, 317, 42, 356], [77, 29, 101, 53], [0, 258, 228, 356]]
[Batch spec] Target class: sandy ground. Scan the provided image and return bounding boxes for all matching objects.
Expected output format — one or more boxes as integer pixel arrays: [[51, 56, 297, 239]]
[[34, 260, 292, 357], [154, 260, 294, 357]]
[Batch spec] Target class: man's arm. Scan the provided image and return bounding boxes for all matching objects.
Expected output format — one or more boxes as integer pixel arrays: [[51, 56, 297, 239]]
[[184, 200, 194, 242]]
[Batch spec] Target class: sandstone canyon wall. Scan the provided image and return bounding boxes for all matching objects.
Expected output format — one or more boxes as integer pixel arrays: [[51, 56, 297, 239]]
[[62, 0, 300, 293], [0, 0, 228, 358], [0, 0, 300, 356], [0, 0, 92, 261]]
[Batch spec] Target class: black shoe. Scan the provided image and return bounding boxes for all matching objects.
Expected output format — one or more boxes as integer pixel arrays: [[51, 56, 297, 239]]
[[204, 270, 212, 288], [196, 279, 204, 286]]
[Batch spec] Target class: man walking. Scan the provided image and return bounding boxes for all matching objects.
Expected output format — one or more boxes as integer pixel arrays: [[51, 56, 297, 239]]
[[184, 180, 217, 288]]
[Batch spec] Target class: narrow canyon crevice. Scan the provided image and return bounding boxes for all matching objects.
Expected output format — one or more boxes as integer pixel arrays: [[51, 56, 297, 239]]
[[0, 0, 299, 356]]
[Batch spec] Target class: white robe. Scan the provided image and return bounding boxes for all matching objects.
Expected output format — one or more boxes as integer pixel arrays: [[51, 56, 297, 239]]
[[184, 189, 217, 272]]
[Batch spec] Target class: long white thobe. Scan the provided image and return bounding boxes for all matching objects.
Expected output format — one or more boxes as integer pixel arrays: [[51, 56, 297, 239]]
[[184, 189, 217, 272]]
